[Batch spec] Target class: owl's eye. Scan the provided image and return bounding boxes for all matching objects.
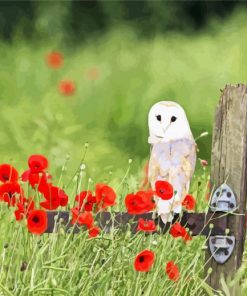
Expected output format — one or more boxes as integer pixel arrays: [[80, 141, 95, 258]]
[[171, 116, 177, 122], [156, 115, 161, 122]]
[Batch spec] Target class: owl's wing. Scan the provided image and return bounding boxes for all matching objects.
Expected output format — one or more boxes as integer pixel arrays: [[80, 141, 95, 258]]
[[149, 138, 197, 223]]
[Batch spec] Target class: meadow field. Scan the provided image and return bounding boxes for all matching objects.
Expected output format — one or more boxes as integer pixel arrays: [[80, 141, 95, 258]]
[[0, 7, 247, 296]]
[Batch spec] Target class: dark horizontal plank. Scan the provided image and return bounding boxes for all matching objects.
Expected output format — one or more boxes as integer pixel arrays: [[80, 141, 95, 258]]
[[45, 211, 230, 236]]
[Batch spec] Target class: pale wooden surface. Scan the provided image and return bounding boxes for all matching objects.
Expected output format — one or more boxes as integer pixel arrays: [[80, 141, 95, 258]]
[[206, 84, 247, 294]]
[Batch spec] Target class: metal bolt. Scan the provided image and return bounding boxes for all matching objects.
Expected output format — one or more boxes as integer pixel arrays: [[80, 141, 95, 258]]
[[227, 238, 233, 245]]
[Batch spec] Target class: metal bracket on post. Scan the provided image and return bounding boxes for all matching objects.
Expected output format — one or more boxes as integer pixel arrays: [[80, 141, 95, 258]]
[[210, 184, 237, 212], [209, 235, 235, 264], [209, 184, 236, 264]]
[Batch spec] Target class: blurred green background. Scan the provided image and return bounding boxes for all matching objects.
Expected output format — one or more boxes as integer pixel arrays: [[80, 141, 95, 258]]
[[0, 1, 247, 180]]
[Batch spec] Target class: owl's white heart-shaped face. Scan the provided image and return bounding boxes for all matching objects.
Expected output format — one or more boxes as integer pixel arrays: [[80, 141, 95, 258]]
[[148, 101, 193, 142]]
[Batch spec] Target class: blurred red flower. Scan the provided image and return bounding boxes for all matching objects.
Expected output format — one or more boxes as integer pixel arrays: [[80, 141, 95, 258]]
[[86, 67, 100, 81], [165, 261, 180, 281], [14, 198, 35, 221], [125, 190, 155, 214], [46, 51, 63, 69], [182, 194, 196, 211], [28, 155, 48, 173], [95, 183, 116, 209], [183, 232, 192, 243], [0, 182, 23, 206], [200, 159, 208, 167], [134, 250, 155, 272], [71, 207, 94, 229], [75, 191, 96, 211], [89, 226, 100, 238], [155, 181, 174, 200], [0, 164, 19, 183], [27, 210, 48, 235], [59, 80, 75, 96], [137, 218, 156, 233], [169, 222, 187, 238], [170, 222, 192, 242]]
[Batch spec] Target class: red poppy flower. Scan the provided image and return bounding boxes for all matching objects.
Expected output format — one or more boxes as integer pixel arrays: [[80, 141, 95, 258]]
[[155, 180, 173, 200], [21, 169, 30, 182], [125, 190, 155, 214], [182, 194, 196, 211], [59, 80, 75, 96], [134, 250, 155, 272], [183, 232, 192, 243], [95, 184, 116, 209], [89, 226, 100, 238], [28, 155, 48, 173], [21, 170, 51, 190], [40, 186, 68, 210], [75, 191, 96, 211], [86, 67, 100, 81], [27, 210, 48, 235], [137, 218, 156, 233], [169, 222, 187, 238], [71, 207, 94, 229], [46, 51, 63, 69], [166, 261, 180, 281], [200, 159, 208, 167], [170, 222, 192, 242], [14, 198, 35, 221], [58, 189, 69, 207], [0, 182, 23, 206], [0, 164, 19, 183]]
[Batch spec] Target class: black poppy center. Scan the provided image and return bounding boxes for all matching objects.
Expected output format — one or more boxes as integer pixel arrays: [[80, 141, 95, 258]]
[[159, 189, 164, 194], [2, 174, 9, 180], [32, 216, 40, 223], [139, 256, 145, 263]]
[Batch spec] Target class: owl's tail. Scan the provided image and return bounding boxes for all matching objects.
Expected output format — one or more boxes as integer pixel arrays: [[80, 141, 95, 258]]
[[157, 197, 182, 224], [160, 213, 174, 224]]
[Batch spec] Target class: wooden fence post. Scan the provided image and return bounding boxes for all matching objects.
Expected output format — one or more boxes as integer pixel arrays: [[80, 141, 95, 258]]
[[206, 84, 247, 294]]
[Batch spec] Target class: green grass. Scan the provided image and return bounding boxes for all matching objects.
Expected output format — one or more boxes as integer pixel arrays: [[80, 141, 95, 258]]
[[0, 164, 213, 296], [0, 8, 247, 295]]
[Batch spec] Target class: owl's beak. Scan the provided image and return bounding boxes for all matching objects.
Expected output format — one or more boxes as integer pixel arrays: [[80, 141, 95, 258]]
[[162, 123, 171, 134]]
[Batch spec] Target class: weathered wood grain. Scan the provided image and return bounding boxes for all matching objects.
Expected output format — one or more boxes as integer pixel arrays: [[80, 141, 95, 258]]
[[206, 84, 247, 294]]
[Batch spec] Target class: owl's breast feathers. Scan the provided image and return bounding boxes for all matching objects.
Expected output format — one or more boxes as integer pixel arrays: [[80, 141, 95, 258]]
[[148, 137, 197, 217]]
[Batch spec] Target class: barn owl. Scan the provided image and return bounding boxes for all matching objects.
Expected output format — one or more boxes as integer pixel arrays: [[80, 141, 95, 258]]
[[148, 101, 196, 224]]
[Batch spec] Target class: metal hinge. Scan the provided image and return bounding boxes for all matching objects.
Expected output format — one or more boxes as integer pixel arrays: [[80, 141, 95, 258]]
[[209, 184, 236, 264], [210, 183, 237, 212], [209, 235, 235, 264]]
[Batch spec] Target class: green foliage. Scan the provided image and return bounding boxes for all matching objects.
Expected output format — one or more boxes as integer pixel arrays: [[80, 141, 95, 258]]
[[1, 9, 247, 177]]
